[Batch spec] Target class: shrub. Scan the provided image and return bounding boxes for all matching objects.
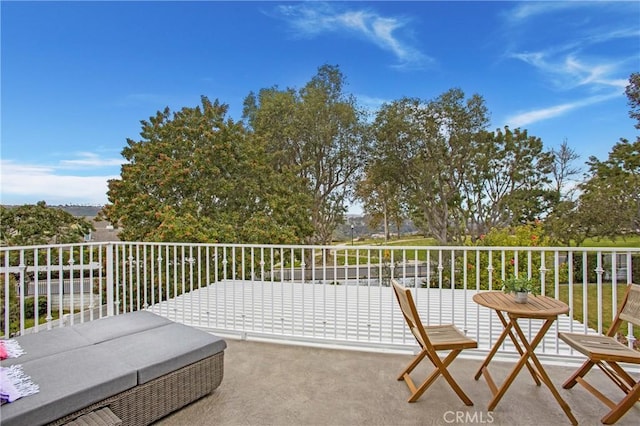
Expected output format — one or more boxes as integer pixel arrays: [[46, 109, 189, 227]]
[[23, 296, 48, 318], [462, 222, 569, 289]]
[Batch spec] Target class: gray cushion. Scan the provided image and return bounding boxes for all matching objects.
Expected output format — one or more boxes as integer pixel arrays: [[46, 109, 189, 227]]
[[3, 327, 91, 366], [97, 322, 227, 384], [72, 310, 173, 344], [0, 346, 137, 426]]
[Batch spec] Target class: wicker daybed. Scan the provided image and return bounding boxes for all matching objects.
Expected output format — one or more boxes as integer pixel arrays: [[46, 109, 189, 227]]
[[1, 311, 226, 426]]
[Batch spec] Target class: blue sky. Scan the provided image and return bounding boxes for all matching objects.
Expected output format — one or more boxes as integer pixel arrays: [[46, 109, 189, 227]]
[[1, 1, 639, 210]]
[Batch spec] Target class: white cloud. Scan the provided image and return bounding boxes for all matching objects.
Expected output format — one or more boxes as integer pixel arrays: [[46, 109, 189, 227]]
[[583, 27, 640, 46], [501, 2, 636, 128], [276, 3, 430, 69], [505, 0, 638, 89], [512, 52, 627, 92], [507, 2, 585, 22], [505, 91, 622, 128], [508, 1, 640, 24], [506, 103, 576, 129], [59, 152, 125, 168], [0, 156, 123, 205]]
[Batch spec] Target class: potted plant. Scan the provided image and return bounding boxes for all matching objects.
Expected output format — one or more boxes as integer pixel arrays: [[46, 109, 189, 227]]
[[501, 275, 539, 303]]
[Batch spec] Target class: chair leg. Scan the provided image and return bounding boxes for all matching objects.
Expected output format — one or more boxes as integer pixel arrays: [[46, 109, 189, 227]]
[[437, 350, 474, 406], [406, 349, 473, 406], [408, 362, 444, 402], [607, 362, 638, 391], [601, 381, 640, 425], [563, 359, 595, 389], [397, 349, 428, 381]]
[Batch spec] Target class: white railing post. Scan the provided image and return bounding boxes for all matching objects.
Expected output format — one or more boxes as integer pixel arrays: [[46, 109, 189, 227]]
[[3, 260, 9, 338], [18, 251, 26, 335], [106, 243, 115, 316]]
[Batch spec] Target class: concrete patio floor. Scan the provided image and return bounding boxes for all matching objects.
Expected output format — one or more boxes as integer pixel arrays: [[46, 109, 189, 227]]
[[157, 338, 640, 426]]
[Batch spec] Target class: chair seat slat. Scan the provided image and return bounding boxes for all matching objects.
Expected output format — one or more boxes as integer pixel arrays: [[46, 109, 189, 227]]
[[559, 332, 640, 364]]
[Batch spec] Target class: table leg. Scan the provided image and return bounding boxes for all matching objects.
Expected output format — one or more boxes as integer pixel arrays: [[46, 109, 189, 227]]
[[488, 317, 552, 410], [474, 311, 541, 386], [474, 316, 512, 380], [486, 320, 533, 411], [497, 311, 542, 386], [511, 318, 578, 425]]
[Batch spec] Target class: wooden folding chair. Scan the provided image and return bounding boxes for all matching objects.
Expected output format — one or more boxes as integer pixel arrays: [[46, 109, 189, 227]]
[[391, 279, 477, 405], [559, 283, 640, 424]]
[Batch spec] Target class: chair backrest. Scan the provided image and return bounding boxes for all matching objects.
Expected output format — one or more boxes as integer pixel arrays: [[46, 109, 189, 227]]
[[618, 283, 640, 328], [391, 279, 429, 349]]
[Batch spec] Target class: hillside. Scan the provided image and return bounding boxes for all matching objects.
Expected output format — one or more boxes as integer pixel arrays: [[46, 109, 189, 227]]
[[1, 204, 103, 218]]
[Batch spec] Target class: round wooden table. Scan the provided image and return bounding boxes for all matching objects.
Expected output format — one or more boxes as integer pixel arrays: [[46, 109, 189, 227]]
[[473, 291, 569, 319], [473, 291, 577, 425]]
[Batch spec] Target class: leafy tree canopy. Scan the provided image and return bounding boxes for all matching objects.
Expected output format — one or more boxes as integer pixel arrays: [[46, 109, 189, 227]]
[[626, 72, 640, 129], [577, 138, 640, 239], [98, 69, 637, 246], [364, 89, 553, 244], [243, 65, 369, 244], [573, 73, 640, 241], [0, 201, 94, 246], [103, 97, 313, 243]]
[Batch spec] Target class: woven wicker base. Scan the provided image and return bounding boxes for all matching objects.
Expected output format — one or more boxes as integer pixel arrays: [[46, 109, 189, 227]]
[[64, 407, 122, 425], [49, 351, 224, 426]]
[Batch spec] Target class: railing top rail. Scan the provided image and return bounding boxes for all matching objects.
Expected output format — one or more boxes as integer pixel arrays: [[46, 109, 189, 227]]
[[1, 241, 639, 253], [0, 241, 115, 251]]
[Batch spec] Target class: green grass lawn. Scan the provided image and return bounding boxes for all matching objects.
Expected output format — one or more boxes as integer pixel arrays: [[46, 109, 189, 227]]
[[348, 234, 640, 248], [333, 233, 639, 271], [350, 234, 435, 246], [6, 309, 63, 335], [22, 310, 62, 329], [582, 235, 640, 248], [550, 283, 639, 340]]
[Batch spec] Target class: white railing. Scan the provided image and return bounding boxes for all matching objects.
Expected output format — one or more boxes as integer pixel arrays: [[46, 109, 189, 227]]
[[1, 242, 638, 360]]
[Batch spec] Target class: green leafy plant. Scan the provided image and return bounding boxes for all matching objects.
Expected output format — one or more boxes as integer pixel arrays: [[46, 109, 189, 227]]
[[501, 275, 540, 295]]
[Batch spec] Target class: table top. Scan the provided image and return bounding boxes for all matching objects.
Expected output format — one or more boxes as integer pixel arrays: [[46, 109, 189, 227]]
[[473, 291, 569, 319]]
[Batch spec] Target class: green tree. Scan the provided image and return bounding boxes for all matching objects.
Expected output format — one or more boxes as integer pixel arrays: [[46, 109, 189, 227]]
[[103, 97, 312, 243], [544, 200, 584, 246], [0, 201, 93, 246], [368, 90, 553, 245], [577, 139, 640, 239], [626, 72, 640, 128], [544, 139, 582, 245], [463, 126, 554, 240], [550, 139, 581, 198], [360, 97, 418, 240], [370, 90, 490, 244], [575, 74, 640, 240], [243, 65, 369, 244], [409, 89, 491, 244], [355, 169, 405, 241]]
